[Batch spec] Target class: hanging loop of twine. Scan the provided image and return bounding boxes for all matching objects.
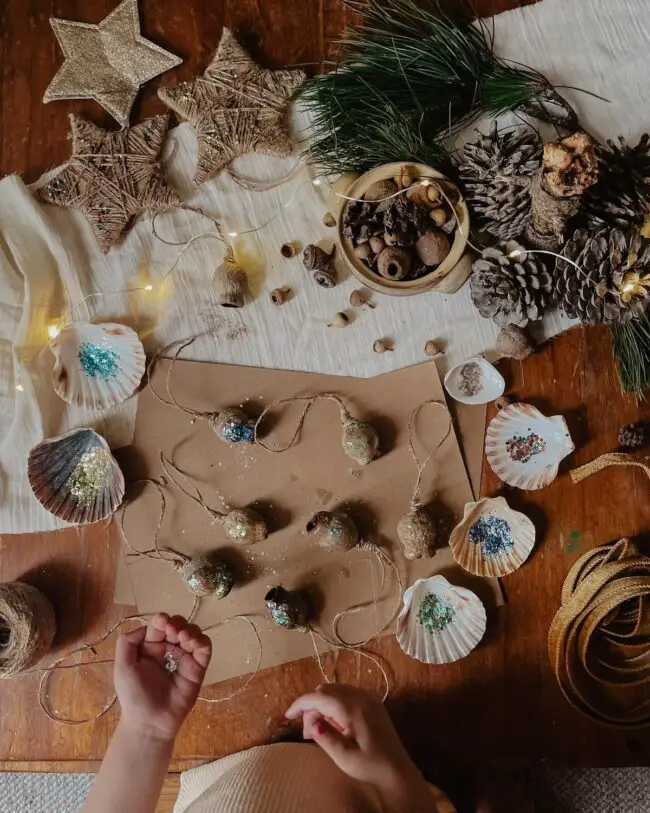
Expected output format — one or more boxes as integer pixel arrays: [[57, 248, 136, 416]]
[[407, 399, 453, 507], [548, 538, 650, 728], [253, 393, 353, 453]]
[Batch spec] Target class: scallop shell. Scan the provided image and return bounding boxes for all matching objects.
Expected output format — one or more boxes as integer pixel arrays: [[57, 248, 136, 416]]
[[27, 428, 125, 524], [485, 402, 574, 490], [50, 322, 145, 410], [397, 575, 486, 664], [449, 497, 535, 577], [443, 356, 505, 405]]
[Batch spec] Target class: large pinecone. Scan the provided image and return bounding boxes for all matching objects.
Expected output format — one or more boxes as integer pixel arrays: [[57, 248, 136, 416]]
[[459, 121, 542, 241], [554, 227, 650, 325], [583, 134, 650, 230], [470, 241, 553, 327]]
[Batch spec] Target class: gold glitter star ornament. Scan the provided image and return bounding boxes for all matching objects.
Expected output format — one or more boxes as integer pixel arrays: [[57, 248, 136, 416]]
[[158, 28, 306, 184], [37, 114, 182, 252], [43, 0, 183, 128]]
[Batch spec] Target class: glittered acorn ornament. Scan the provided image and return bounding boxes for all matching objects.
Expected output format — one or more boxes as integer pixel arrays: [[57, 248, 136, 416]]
[[397, 400, 452, 560], [213, 245, 249, 309], [160, 454, 268, 545], [265, 586, 311, 630], [306, 511, 360, 552], [255, 393, 381, 467], [148, 338, 256, 446]]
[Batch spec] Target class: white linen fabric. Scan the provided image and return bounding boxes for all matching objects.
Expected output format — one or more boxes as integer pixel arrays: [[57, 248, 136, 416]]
[[0, 0, 646, 533]]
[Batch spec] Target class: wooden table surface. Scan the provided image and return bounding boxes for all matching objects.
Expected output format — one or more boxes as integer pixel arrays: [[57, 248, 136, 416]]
[[2, 0, 650, 778]]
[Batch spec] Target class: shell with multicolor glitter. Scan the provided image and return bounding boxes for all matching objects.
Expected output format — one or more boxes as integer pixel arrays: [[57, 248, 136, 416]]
[[27, 428, 125, 524], [49, 322, 145, 410], [449, 496, 535, 577], [396, 575, 486, 664]]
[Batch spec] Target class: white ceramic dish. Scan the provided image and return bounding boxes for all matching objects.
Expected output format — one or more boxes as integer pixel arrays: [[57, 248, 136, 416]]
[[444, 356, 505, 405]]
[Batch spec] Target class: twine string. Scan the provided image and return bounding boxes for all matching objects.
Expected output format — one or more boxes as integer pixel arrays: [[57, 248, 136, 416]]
[[254, 393, 353, 453], [119, 478, 183, 566], [407, 400, 453, 507], [159, 453, 227, 521], [571, 452, 650, 485]]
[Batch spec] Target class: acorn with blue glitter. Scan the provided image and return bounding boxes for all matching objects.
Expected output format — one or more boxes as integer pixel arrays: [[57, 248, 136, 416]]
[[265, 586, 310, 630], [449, 496, 536, 577], [306, 511, 360, 552], [211, 407, 256, 445]]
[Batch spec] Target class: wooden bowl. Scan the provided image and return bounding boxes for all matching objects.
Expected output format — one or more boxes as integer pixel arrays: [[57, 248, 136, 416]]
[[335, 162, 472, 296]]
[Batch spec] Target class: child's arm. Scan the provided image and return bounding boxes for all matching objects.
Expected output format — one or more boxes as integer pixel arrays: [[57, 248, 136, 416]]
[[82, 613, 212, 813], [286, 684, 437, 813]]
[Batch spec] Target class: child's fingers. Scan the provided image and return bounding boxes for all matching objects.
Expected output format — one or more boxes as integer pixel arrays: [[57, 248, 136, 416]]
[[145, 613, 169, 643], [115, 625, 147, 666], [179, 626, 212, 669], [285, 691, 350, 728], [301, 710, 322, 740], [165, 615, 189, 644]]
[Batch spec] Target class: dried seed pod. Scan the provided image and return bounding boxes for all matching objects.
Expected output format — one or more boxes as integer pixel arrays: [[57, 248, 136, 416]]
[[265, 586, 310, 630], [354, 242, 373, 261], [384, 231, 398, 246], [415, 230, 450, 266], [323, 212, 336, 228], [213, 261, 248, 308], [397, 504, 436, 560], [373, 339, 392, 353], [176, 555, 234, 599], [494, 396, 512, 411], [349, 289, 375, 309], [211, 407, 255, 444], [496, 325, 535, 360], [394, 165, 415, 189], [341, 415, 380, 465], [424, 340, 443, 357], [222, 507, 268, 545], [369, 235, 386, 254], [303, 244, 335, 270], [364, 179, 398, 202], [429, 207, 449, 227], [313, 266, 337, 288], [306, 511, 360, 552], [270, 287, 291, 307], [328, 312, 350, 328], [377, 246, 412, 280], [281, 242, 297, 258]]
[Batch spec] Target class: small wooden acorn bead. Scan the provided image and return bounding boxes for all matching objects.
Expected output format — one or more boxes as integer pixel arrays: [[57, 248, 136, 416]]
[[281, 242, 297, 258], [349, 289, 375, 309], [328, 312, 350, 328], [265, 586, 310, 629], [222, 507, 268, 544], [270, 287, 291, 307], [213, 261, 248, 308], [397, 504, 436, 560], [176, 555, 234, 598], [323, 212, 337, 227], [306, 511, 360, 552], [210, 408, 255, 444], [377, 247, 412, 280], [424, 340, 443, 357], [341, 415, 380, 465]]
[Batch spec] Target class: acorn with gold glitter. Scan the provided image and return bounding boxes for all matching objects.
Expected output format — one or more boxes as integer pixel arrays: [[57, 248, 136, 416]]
[[341, 414, 380, 466], [306, 511, 360, 552], [265, 586, 310, 630], [176, 554, 234, 598], [397, 503, 437, 560]]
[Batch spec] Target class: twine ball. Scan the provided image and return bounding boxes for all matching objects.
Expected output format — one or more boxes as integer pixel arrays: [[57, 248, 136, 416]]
[[0, 582, 56, 678]]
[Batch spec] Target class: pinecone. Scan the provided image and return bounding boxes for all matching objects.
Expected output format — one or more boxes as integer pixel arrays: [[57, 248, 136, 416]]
[[554, 227, 650, 325], [470, 241, 553, 327], [459, 121, 542, 241], [583, 134, 650, 230], [618, 422, 648, 450]]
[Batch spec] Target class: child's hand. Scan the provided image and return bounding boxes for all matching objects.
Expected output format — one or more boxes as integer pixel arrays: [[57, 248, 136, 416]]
[[114, 613, 212, 742], [285, 684, 425, 793]]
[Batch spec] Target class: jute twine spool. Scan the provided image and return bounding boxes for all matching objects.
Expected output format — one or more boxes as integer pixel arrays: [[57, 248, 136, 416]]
[[0, 582, 56, 678]]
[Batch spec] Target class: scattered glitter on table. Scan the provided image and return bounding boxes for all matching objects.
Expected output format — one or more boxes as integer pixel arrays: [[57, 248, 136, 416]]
[[469, 515, 515, 558], [78, 341, 119, 380], [458, 361, 483, 397], [417, 592, 456, 633], [506, 430, 546, 463], [67, 448, 112, 505]]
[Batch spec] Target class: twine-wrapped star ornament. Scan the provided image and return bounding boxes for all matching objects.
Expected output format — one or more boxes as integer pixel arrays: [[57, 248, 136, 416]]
[[43, 0, 182, 128], [158, 28, 306, 185], [37, 114, 182, 253]]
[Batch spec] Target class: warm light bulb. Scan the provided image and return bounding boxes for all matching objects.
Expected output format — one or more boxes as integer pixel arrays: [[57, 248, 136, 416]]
[[144, 284, 154, 291], [420, 179, 432, 187], [623, 282, 636, 294], [48, 324, 60, 339], [15, 383, 24, 392], [508, 249, 524, 259], [227, 231, 238, 238], [312, 178, 322, 186]]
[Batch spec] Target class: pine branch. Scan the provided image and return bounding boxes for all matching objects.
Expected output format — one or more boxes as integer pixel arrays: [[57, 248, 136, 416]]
[[612, 314, 650, 399]]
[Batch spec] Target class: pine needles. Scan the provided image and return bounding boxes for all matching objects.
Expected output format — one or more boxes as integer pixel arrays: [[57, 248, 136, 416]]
[[612, 315, 650, 399], [298, 0, 560, 174]]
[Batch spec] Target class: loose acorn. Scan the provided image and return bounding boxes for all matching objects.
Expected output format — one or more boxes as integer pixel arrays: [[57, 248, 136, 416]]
[[329, 312, 350, 328], [281, 242, 298, 258], [373, 339, 392, 354], [213, 261, 248, 308], [270, 287, 291, 307], [176, 555, 234, 599], [341, 415, 380, 465], [323, 212, 336, 228], [397, 504, 436, 560], [349, 289, 375, 309], [424, 340, 443, 358], [222, 507, 268, 545], [303, 244, 337, 288], [306, 511, 360, 552], [265, 586, 310, 629], [377, 246, 412, 280]]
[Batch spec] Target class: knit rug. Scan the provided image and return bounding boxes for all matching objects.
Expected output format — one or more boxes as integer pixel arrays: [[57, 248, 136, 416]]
[[2, 768, 650, 812]]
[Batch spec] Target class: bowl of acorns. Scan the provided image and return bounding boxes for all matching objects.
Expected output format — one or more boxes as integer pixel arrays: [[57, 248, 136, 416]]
[[335, 162, 472, 296]]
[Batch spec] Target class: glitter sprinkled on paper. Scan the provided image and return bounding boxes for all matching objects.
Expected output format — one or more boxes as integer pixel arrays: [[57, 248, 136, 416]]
[[505, 431, 546, 463], [469, 515, 515, 558], [418, 592, 456, 633], [67, 448, 111, 505], [78, 342, 118, 380]]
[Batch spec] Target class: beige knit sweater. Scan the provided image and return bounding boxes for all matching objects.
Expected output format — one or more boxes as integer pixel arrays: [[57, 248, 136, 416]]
[[174, 744, 455, 813]]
